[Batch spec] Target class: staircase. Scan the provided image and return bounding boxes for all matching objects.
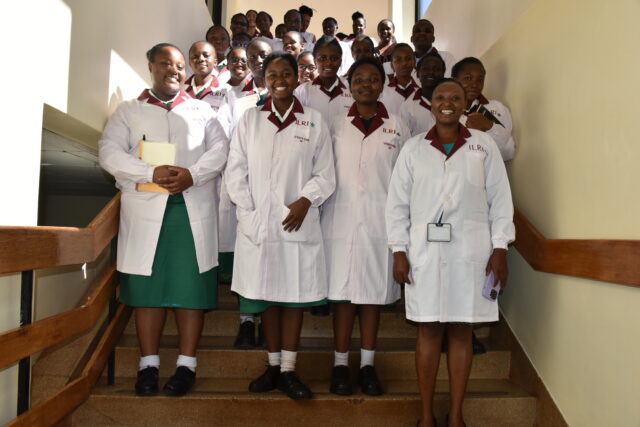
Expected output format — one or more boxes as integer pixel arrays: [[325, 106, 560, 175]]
[[73, 283, 537, 426]]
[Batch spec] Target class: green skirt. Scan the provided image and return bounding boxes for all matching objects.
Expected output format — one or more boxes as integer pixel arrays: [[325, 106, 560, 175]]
[[120, 194, 218, 310], [239, 296, 327, 314], [218, 252, 234, 284]]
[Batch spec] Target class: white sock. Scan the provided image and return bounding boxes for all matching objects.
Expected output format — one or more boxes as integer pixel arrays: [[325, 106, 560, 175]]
[[176, 354, 197, 372], [268, 351, 281, 367], [280, 350, 297, 372], [240, 314, 255, 323], [334, 351, 349, 367], [360, 348, 375, 368], [139, 355, 160, 371]]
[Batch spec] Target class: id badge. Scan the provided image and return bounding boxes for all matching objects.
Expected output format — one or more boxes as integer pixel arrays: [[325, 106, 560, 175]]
[[427, 223, 451, 242]]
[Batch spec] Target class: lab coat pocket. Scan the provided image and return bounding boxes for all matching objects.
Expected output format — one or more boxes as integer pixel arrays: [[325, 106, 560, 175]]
[[236, 207, 261, 245], [408, 223, 429, 268], [462, 220, 491, 263], [281, 205, 321, 242], [465, 152, 486, 187]]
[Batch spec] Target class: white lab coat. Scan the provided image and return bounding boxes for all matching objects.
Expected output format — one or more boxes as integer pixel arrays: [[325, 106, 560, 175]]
[[226, 97, 336, 302], [294, 76, 354, 122], [184, 74, 227, 113], [386, 125, 514, 322], [399, 91, 436, 137], [460, 95, 515, 161], [99, 90, 229, 275], [380, 75, 421, 116], [323, 102, 409, 304]]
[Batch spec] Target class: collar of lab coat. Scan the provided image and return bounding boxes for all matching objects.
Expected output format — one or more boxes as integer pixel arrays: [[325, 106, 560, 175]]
[[465, 94, 490, 115], [387, 75, 419, 100], [242, 77, 267, 96], [312, 76, 346, 100], [261, 96, 304, 132], [184, 74, 220, 99], [137, 89, 190, 111], [347, 101, 389, 137], [415, 46, 438, 64], [412, 90, 432, 110], [424, 123, 472, 159]]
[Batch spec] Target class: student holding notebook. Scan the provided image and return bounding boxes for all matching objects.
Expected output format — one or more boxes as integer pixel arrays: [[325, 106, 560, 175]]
[[99, 43, 228, 398]]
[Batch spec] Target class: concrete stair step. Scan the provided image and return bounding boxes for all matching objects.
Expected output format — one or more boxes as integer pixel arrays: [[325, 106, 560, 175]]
[[111, 345, 510, 380], [123, 309, 492, 340], [75, 378, 535, 426]]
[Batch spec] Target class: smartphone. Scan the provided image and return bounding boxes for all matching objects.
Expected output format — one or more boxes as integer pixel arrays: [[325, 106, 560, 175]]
[[482, 271, 501, 301]]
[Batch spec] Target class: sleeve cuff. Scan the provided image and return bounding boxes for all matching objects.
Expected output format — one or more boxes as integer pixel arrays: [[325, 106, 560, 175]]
[[492, 240, 509, 250], [391, 245, 407, 253], [188, 166, 199, 187]]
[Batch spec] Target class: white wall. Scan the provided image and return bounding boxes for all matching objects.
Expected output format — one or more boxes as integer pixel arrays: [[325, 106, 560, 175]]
[[0, 0, 212, 423]]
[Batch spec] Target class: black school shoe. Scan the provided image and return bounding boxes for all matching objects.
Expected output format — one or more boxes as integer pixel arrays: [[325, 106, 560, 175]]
[[359, 365, 383, 396], [249, 365, 280, 392], [163, 366, 196, 396], [234, 320, 256, 349], [330, 365, 353, 395], [135, 366, 159, 396], [277, 371, 313, 400]]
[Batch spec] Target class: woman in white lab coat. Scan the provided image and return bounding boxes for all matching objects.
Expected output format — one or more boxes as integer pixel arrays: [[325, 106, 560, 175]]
[[322, 57, 409, 396], [99, 43, 228, 397], [386, 79, 514, 427], [452, 57, 516, 161], [225, 52, 336, 400], [184, 41, 227, 114], [379, 43, 419, 116]]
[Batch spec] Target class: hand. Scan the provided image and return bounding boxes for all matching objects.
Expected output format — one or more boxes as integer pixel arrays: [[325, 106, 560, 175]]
[[466, 112, 494, 131], [152, 165, 173, 183], [282, 197, 312, 232], [485, 248, 508, 292], [393, 251, 411, 284], [156, 166, 194, 194]]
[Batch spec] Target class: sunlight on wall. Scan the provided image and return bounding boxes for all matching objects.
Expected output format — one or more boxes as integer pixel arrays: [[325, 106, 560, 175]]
[[108, 49, 150, 116]]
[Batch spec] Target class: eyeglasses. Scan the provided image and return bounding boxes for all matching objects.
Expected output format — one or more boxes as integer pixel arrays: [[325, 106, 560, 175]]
[[298, 64, 317, 72], [232, 41, 250, 49], [229, 58, 248, 65]]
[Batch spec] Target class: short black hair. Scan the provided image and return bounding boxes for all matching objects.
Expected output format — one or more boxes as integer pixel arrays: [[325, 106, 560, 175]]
[[377, 19, 395, 30], [206, 25, 229, 40], [246, 9, 258, 15], [347, 57, 385, 87], [432, 77, 465, 94], [417, 52, 446, 74], [297, 51, 314, 62], [258, 11, 273, 24], [352, 34, 375, 49], [352, 11, 364, 21], [451, 57, 485, 78], [226, 47, 246, 61], [146, 43, 182, 62], [189, 41, 215, 55], [285, 9, 301, 18], [323, 17, 337, 26], [390, 42, 414, 60], [299, 5, 313, 17], [231, 13, 249, 25], [263, 52, 299, 77], [313, 37, 343, 57]]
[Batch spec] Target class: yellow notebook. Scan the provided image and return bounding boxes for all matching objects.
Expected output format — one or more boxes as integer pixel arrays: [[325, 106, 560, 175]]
[[136, 141, 176, 193]]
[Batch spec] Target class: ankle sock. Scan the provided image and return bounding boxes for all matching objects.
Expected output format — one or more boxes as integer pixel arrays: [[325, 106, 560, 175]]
[[280, 350, 297, 372], [268, 351, 281, 367], [360, 348, 375, 368], [176, 354, 197, 372], [139, 355, 160, 371], [240, 314, 255, 323], [334, 351, 349, 367]]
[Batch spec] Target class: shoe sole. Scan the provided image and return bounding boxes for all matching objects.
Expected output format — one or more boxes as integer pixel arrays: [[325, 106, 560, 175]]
[[135, 388, 159, 397]]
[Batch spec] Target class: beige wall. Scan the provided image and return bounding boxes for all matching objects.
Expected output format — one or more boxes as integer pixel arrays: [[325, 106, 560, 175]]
[[0, 0, 212, 423], [428, 0, 640, 425], [226, 0, 393, 45]]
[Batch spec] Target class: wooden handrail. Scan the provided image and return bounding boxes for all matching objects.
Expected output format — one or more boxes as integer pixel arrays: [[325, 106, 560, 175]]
[[6, 303, 132, 427], [0, 193, 120, 274], [513, 209, 640, 287], [0, 264, 117, 369]]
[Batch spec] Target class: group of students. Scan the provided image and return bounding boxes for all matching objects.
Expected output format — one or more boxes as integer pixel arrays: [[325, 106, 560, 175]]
[[98, 7, 516, 427]]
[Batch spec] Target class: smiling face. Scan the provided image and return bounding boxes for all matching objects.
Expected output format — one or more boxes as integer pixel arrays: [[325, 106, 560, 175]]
[[352, 17, 366, 36], [322, 19, 338, 37], [227, 48, 249, 81], [256, 12, 272, 34], [315, 44, 342, 80], [350, 63, 384, 105], [431, 81, 466, 125], [265, 57, 298, 103], [297, 53, 318, 83], [149, 46, 186, 100], [230, 14, 249, 36], [377, 20, 394, 43], [282, 32, 304, 57], [418, 56, 445, 91], [189, 42, 216, 78], [455, 62, 485, 103], [246, 10, 257, 25], [411, 20, 435, 52], [207, 27, 230, 58], [391, 45, 415, 79], [247, 41, 272, 78]]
